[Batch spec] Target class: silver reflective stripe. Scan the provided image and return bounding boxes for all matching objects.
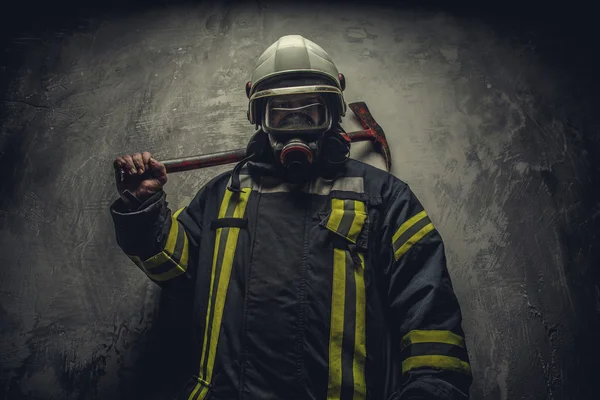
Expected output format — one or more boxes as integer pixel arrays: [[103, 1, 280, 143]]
[[310, 176, 364, 195], [238, 174, 258, 190], [231, 174, 364, 195], [260, 182, 304, 194]]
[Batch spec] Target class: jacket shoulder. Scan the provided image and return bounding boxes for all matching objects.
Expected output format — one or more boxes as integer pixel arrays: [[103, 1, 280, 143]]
[[196, 170, 234, 196], [344, 159, 409, 203]]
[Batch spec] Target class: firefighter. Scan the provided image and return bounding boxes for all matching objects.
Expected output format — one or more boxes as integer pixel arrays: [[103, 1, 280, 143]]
[[111, 35, 472, 400]]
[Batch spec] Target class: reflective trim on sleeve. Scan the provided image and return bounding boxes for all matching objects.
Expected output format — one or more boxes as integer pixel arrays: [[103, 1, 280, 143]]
[[400, 330, 471, 376], [392, 211, 435, 261], [401, 342, 469, 362], [402, 355, 472, 375], [189, 188, 251, 400], [401, 330, 465, 350], [393, 211, 427, 243], [127, 207, 190, 282]]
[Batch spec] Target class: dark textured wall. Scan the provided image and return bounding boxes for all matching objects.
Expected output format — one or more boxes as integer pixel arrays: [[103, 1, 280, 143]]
[[1, 1, 598, 399]]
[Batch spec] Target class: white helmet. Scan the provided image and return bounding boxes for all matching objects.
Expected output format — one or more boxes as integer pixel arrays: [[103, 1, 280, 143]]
[[246, 35, 347, 129]]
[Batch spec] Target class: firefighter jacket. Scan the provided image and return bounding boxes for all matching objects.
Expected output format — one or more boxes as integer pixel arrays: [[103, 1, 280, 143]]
[[110, 159, 472, 400]]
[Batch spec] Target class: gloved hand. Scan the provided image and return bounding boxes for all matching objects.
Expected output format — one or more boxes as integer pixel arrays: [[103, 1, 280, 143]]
[[113, 151, 167, 207]]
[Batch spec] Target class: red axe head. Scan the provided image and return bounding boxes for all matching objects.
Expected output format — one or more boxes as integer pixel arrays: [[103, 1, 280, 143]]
[[348, 102, 392, 172]]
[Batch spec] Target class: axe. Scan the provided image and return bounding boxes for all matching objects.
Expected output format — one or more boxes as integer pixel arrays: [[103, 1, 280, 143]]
[[123, 102, 391, 177]]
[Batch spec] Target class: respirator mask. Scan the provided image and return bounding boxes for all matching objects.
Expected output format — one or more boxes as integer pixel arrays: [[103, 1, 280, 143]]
[[261, 92, 332, 180]]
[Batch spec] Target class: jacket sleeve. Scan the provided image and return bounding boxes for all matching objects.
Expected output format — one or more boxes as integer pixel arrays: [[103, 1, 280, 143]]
[[110, 188, 205, 292], [379, 183, 472, 400]]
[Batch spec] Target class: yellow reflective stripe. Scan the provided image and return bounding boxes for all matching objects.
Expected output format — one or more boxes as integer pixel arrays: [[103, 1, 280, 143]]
[[187, 382, 201, 400], [328, 248, 368, 398], [394, 223, 434, 260], [180, 231, 189, 269], [137, 207, 188, 270], [197, 223, 221, 376], [205, 189, 250, 383], [402, 355, 472, 375], [163, 208, 185, 257], [173, 207, 186, 219], [218, 189, 234, 218], [327, 248, 346, 400], [401, 330, 465, 350], [198, 385, 210, 400], [187, 379, 210, 400], [234, 190, 250, 217], [347, 200, 367, 243], [196, 189, 234, 390], [146, 259, 186, 281], [353, 252, 367, 399], [392, 210, 427, 244], [141, 251, 171, 270], [127, 252, 187, 281], [163, 216, 179, 256], [327, 198, 346, 232], [195, 188, 250, 395]]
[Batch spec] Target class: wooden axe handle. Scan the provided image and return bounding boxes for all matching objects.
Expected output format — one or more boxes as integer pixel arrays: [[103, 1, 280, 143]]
[[161, 129, 377, 173], [116, 101, 390, 178]]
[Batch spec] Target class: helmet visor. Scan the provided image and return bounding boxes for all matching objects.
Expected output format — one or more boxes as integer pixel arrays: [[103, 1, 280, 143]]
[[264, 93, 330, 133]]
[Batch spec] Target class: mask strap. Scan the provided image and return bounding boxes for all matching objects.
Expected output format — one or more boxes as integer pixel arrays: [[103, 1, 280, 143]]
[[227, 153, 256, 193]]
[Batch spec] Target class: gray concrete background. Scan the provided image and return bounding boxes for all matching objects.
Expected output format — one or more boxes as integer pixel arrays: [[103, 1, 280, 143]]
[[1, 1, 598, 399]]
